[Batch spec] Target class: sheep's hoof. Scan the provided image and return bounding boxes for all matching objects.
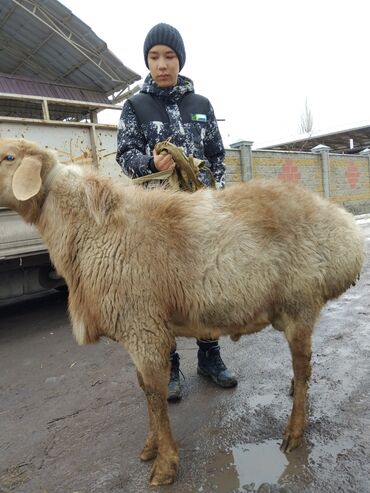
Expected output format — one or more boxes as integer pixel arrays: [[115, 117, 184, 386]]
[[280, 431, 302, 453], [140, 444, 158, 461], [149, 456, 178, 486]]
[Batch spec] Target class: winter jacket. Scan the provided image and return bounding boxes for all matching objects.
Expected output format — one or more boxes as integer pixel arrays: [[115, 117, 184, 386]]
[[116, 74, 225, 188]]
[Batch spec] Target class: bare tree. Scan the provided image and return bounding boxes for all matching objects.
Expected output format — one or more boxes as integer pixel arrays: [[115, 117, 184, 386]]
[[299, 98, 314, 134]]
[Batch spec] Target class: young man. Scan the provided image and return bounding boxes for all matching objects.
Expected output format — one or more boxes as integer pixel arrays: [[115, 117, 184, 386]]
[[116, 23, 237, 401]]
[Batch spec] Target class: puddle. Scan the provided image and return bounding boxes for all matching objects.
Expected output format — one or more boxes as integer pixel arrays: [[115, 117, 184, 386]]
[[207, 436, 355, 492], [207, 439, 287, 491], [233, 439, 288, 484]]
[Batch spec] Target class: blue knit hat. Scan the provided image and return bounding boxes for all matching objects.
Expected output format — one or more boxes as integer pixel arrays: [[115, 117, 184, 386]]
[[144, 23, 186, 71]]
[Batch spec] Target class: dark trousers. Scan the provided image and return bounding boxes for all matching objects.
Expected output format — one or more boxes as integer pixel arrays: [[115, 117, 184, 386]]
[[170, 339, 219, 358]]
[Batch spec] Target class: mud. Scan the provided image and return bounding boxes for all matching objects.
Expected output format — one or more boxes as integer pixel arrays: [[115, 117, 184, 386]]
[[1, 217, 369, 493]]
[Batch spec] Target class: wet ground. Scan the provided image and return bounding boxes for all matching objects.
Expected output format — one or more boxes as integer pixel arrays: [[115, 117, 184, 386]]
[[1, 216, 370, 493]]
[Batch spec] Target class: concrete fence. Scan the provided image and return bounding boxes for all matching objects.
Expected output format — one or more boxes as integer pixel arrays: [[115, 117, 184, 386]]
[[225, 141, 370, 214]]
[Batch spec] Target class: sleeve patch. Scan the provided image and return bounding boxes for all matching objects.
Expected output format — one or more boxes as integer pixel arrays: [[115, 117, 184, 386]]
[[191, 113, 207, 122]]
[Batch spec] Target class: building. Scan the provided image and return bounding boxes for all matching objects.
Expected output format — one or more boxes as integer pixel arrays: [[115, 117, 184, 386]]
[[258, 123, 370, 155], [0, 0, 141, 121]]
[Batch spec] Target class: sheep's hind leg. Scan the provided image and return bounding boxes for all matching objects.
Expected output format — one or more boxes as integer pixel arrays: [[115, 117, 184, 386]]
[[281, 315, 313, 453], [138, 363, 178, 485]]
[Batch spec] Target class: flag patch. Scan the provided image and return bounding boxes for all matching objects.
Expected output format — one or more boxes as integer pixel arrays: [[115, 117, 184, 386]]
[[191, 113, 207, 122]]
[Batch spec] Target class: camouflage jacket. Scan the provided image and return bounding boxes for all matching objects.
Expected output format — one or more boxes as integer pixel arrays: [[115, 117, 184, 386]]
[[116, 74, 225, 188]]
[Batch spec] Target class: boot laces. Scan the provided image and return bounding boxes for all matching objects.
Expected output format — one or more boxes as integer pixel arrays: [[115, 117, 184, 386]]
[[207, 347, 226, 371], [169, 355, 185, 382]]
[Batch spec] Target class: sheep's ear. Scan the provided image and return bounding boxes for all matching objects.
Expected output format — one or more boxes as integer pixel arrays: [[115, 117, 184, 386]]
[[12, 156, 42, 201]]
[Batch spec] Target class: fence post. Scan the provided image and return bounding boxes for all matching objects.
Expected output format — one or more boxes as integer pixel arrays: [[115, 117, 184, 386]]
[[360, 148, 370, 187], [230, 140, 254, 182], [311, 144, 331, 198]]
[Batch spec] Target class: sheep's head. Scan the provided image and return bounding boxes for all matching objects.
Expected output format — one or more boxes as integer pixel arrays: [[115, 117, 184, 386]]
[[0, 138, 56, 207]]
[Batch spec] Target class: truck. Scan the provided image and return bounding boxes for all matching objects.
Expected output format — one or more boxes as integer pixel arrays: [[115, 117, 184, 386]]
[[0, 0, 141, 300]]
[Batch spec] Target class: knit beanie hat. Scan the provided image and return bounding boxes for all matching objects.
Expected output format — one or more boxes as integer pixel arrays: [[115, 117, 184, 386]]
[[144, 23, 186, 71]]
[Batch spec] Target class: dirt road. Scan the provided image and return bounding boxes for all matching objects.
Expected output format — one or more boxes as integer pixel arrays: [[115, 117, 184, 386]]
[[1, 217, 369, 493]]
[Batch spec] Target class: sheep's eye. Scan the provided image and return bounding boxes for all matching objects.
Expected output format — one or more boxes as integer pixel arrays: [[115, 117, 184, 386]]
[[5, 155, 15, 161]]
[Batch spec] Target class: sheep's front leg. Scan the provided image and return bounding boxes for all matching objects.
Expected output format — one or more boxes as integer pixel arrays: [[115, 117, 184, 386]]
[[137, 370, 158, 461], [139, 366, 179, 486], [281, 320, 313, 453]]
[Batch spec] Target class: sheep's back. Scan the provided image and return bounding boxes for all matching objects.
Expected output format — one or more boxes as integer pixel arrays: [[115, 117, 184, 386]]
[[156, 180, 366, 324]]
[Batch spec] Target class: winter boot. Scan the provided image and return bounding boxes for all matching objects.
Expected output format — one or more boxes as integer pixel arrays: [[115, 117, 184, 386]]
[[197, 345, 237, 388], [167, 352, 183, 402]]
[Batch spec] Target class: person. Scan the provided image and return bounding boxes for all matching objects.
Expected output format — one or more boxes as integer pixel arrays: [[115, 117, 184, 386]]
[[116, 22, 237, 401]]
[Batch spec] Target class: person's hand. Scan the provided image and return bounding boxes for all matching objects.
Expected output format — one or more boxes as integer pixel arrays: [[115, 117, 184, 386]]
[[153, 149, 175, 171]]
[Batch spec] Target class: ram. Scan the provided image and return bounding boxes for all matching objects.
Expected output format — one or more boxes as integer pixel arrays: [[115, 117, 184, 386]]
[[0, 138, 365, 486]]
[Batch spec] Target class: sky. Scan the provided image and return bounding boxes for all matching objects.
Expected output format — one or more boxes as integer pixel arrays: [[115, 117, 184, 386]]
[[61, 0, 370, 148]]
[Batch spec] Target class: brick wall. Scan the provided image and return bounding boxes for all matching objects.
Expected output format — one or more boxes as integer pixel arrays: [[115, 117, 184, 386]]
[[225, 145, 370, 214]]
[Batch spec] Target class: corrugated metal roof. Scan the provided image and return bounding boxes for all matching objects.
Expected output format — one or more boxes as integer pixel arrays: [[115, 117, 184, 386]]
[[258, 124, 370, 154], [0, 0, 141, 100], [0, 73, 110, 103]]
